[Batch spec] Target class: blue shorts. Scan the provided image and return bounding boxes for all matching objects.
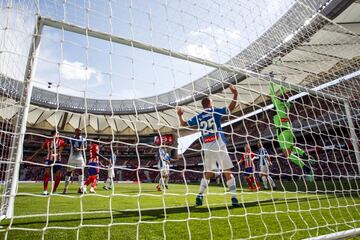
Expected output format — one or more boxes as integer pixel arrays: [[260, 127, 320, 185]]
[[88, 162, 99, 176], [45, 160, 62, 173], [244, 167, 254, 175]]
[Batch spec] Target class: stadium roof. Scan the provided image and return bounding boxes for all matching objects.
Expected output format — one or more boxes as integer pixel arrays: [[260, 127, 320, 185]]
[[0, 0, 359, 135]]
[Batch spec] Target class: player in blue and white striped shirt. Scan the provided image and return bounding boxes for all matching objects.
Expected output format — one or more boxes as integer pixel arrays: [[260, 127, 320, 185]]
[[63, 128, 87, 194], [156, 147, 171, 191], [257, 141, 275, 190], [177, 84, 239, 207]]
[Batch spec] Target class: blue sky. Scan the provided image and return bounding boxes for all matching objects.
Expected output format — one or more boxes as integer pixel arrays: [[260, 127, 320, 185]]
[[22, 0, 295, 100], [0, 0, 296, 152]]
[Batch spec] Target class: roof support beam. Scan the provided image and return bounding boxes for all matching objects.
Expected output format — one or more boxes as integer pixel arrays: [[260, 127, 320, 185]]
[[60, 112, 68, 130]]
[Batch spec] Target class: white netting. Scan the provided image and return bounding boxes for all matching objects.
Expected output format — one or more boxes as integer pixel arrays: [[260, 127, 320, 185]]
[[0, 0, 360, 239]]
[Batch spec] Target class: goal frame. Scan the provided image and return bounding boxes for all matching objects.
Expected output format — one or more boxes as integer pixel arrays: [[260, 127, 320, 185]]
[[1, 15, 43, 220]]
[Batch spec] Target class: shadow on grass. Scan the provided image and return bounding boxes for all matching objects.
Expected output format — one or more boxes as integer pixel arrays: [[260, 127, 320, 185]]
[[2, 195, 335, 227]]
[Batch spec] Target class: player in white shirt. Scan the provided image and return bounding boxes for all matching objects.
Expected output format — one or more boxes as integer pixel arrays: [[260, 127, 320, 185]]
[[102, 154, 116, 190], [257, 141, 276, 190], [156, 147, 171, 191], [63, 128, 87, 194]]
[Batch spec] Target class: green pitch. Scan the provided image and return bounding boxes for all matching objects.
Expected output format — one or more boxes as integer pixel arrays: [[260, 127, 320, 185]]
[[1, 180, 360, 239]]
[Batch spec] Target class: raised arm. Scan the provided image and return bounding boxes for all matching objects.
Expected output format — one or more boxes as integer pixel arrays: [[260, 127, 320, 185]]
[[27, 145, 44, 162], [227, 84, 238, 113], [98, 153, 110, 163], [176, 107, 188, 127]]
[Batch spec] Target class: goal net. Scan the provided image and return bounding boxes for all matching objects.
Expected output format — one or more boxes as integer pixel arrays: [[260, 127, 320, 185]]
[[0, 0, 360, 239]]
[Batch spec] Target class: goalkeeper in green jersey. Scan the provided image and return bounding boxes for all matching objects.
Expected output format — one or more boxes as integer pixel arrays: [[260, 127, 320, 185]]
[[269, 73, 314, 181]]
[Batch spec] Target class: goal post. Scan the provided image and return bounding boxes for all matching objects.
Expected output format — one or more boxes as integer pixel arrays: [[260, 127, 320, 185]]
[[306, 227, 360, 240], [344, 101, 360, 175], [1, 15, 43, 219]]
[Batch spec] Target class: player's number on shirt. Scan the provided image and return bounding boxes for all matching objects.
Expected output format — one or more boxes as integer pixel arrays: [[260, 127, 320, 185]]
[[200, 119, 215, 135]]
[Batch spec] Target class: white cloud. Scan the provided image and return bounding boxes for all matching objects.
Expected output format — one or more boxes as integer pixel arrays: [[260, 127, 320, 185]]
[[190, 27, 241, 46], [60, 60, 96, 81], [34, 58, 104, 97], [183, 44, 213, 60], [225, 29, 241, 42], [184, 27, 242, 61]]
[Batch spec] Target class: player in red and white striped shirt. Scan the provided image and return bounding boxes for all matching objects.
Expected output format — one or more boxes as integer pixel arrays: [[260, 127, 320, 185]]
[[239, 144, 259, 191], [83, 140, 100, 193], [28, 130, 65, 195]]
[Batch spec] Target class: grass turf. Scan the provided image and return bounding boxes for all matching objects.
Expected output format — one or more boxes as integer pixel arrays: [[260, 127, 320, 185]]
[[1, 180, 360, 239]]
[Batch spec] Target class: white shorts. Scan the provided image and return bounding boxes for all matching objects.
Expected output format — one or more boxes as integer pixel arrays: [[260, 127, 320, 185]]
[[260, 165, 269, 175], [67, 158, 84, 170], [202, 138, 233, 171], [160, 164, 170, 176], [108, 168, 115, 178]]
